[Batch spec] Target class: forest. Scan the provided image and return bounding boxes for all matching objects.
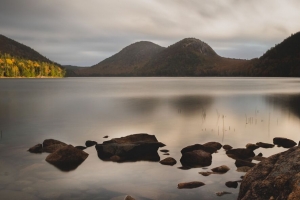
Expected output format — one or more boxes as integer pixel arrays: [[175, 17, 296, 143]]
[[0, 53, 65, 78]]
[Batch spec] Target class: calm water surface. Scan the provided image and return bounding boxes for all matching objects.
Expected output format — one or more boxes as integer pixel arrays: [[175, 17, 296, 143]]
[[0, 77, 300, 200]]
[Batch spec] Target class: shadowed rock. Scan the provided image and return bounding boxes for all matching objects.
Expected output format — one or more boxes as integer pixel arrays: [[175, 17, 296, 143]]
[[103, 136, 109, 138], [216, 191, 232, 196], [160, 149, 169, 153], [223, 144, 233, 151], [256, 142, 274, 148], [125, 196, 135, 200], [163, 153, 170, 155], [45, 145, 89, 171], [160, 157, 177, 166], [178, 181, 205, 189], [28, 144, 43, 153], [226, 148, 255, 160], [199, 172, 214, 176], [203, 142, 222, 150], [236, 166, 251, 172], [253, 156, 266, 162], [246, 143, 259, 151], [235, 159, 256, 168], [238, 146, 300, 200], [42, 139, 67, 153], [225, 181, 238, 188], [181, 144, 217, 154], [95, 133, 164, 162], [180, 150, 212, 167], [273, 137, 297, 148], [75, 146, 87, 150], [85, 140, 97, 147], [211, 165, 230, 173]]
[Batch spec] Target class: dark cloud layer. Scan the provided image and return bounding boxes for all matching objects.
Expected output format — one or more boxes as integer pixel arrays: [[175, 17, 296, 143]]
[[1, 0, 300, 66]]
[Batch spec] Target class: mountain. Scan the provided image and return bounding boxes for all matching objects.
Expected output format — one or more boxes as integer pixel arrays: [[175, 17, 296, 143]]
[[0, 34, 54, 63], [248, 32, 300, 76], [75, 41, 165, 76]]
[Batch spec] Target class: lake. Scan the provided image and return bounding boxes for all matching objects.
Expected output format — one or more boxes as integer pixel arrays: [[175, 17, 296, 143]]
[[0, 77, 300, 200]]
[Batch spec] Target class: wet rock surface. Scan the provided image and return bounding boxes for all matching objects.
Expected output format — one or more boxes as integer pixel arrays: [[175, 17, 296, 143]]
[[223, 144, 233, 151], [159, 157, 177, 166], [180, 150, 212, 167], [211, 165, 230, 173], [226, 148, 255, 160], [177, 181, 205, 189], [28, 144, 43, 153], [85, 140, 97, 147], [42, 139, 67, 153], [256, 142, 274, 148], [181, 144, 217, 154], [203, 142, 222, 150], [95, 133, 165, 162], [238, 146, 300, 200], [45, 145, 89, 171], [273, 137, 297, 148]]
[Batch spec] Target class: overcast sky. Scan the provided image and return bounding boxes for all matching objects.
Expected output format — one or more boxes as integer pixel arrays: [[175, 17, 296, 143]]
[[1, 0, 300, 66]]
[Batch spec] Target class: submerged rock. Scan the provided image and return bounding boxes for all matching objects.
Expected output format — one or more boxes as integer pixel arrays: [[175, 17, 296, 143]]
[[203, 142, 222, 150], [256, 142, 274, 148], [225, 181, 238, 188], [238, 146, 300, 200], [223, 144, 233, 151], [45, 145, 89, 171], [180, 150, 212, 167], [85, 140, 97, 147], [181, 144, 217, 154], [42, 139, 67, 153], [160, 157, 177, 166], [273, 137, 297, 148], [28, 144, 43, 153], [177, 181, 205, 189], [226, 148, 255, 160], [95, 133, 165, 162], [211, 165, 230, 173], [246, 143, 259, 151]]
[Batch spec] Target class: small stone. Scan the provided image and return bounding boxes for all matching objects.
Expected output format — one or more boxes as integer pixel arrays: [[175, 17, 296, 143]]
[[177, 181, 205, 189], [160, 157, 177, 166], [163, 153, 170, 155], [235, 159, 256, 167], [223, 144, 233, 151], [160, 149, 169, 153], [125, 195, 135, 200], [75, 146, 86, 150], [203, 142, 222, 150], [85, 140, 97, 147], [211, 165, 230, 173], [256, 142, 274, 148], [246, 143, 259, 151], [216, 191, 232, 196], [28, 144, 43, 153], [225, 181, 238, 188], [257, 153, 263, 157], [199, 172, 213, 176], [103, 136, 109, 138]]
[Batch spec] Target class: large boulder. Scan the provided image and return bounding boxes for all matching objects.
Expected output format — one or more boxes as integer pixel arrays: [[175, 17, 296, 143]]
[[203, 142, 222, 150], [273, 137, 297, 148], [181, 144, 217, 154], [46, 145, 89, 171], [226, 148, 255, 160], [42, 139, 67, 153], [180, 150, 212, 167], [95, 133, 165, 162], [238, 146, 300, 200]]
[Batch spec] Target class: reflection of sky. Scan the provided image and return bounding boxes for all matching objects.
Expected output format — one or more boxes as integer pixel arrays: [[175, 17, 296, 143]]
[[0, 78, 300, 199]]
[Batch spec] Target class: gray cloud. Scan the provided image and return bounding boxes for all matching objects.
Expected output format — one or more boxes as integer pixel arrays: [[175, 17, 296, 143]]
[[1, 0, 300, 66]]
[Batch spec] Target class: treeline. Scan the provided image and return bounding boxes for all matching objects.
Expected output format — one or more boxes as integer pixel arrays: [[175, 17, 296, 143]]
[[0, 53, 65, 77]]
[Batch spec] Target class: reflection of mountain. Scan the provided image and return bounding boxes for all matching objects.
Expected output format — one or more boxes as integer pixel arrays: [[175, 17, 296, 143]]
[[266, 94, 300, 118]]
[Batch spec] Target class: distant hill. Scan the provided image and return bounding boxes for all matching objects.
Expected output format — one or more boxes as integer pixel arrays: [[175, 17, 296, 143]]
[[0, 34, 54, 63], [74, 41, 165, 76], [248, 32, 300, 76]]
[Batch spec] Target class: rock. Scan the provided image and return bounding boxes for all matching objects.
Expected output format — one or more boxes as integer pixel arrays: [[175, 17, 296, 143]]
[[110, 155, 121, 162], [160, 157, 177, 166], [216, 191, 232, 196], [45, 145, 89, 171], [225, 181, 238, 188], [246, 143, 259, 151], [256, 142, 274, 148], [160, 149, 169, 153], [103, 136, 108, 138], [199, 172, 213, 176], [235, 159, 256, 168], [180, 150, 212, 167], [211, 165, 230, 173], [223, 144, 233, 151], [181, 144, 217, 154], [42, 139, 67, 153], [177, 181, 205, 189], [28, 144, 43, 153], [257, 153, 263, 157], [226, 148, 255, 160], [236, 166, 251, 172], [238, 146, 300, 200], [253, 156, 266, 162], [125, 195, 135, 200], [75, 146, 86, 150], [203, 142, 222, 150], [163, 153, 170, 155], [273, 137, 297, 148], [95, 133, 165, 162], [85, 140, 97, 147]]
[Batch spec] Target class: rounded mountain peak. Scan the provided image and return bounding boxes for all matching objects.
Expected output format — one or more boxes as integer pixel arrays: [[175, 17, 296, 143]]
[[172, 38, 218, 57]]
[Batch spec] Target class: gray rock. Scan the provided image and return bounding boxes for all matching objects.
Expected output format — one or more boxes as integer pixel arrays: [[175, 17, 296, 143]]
[[238, 146, 300, 200], [46, 145, 89, 171], [28, 144, 43, 153], [180, 150, 212, 167], [178, 181, 205, 189], [160, 157, 177, 166], [273, 137, 297, 148]]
